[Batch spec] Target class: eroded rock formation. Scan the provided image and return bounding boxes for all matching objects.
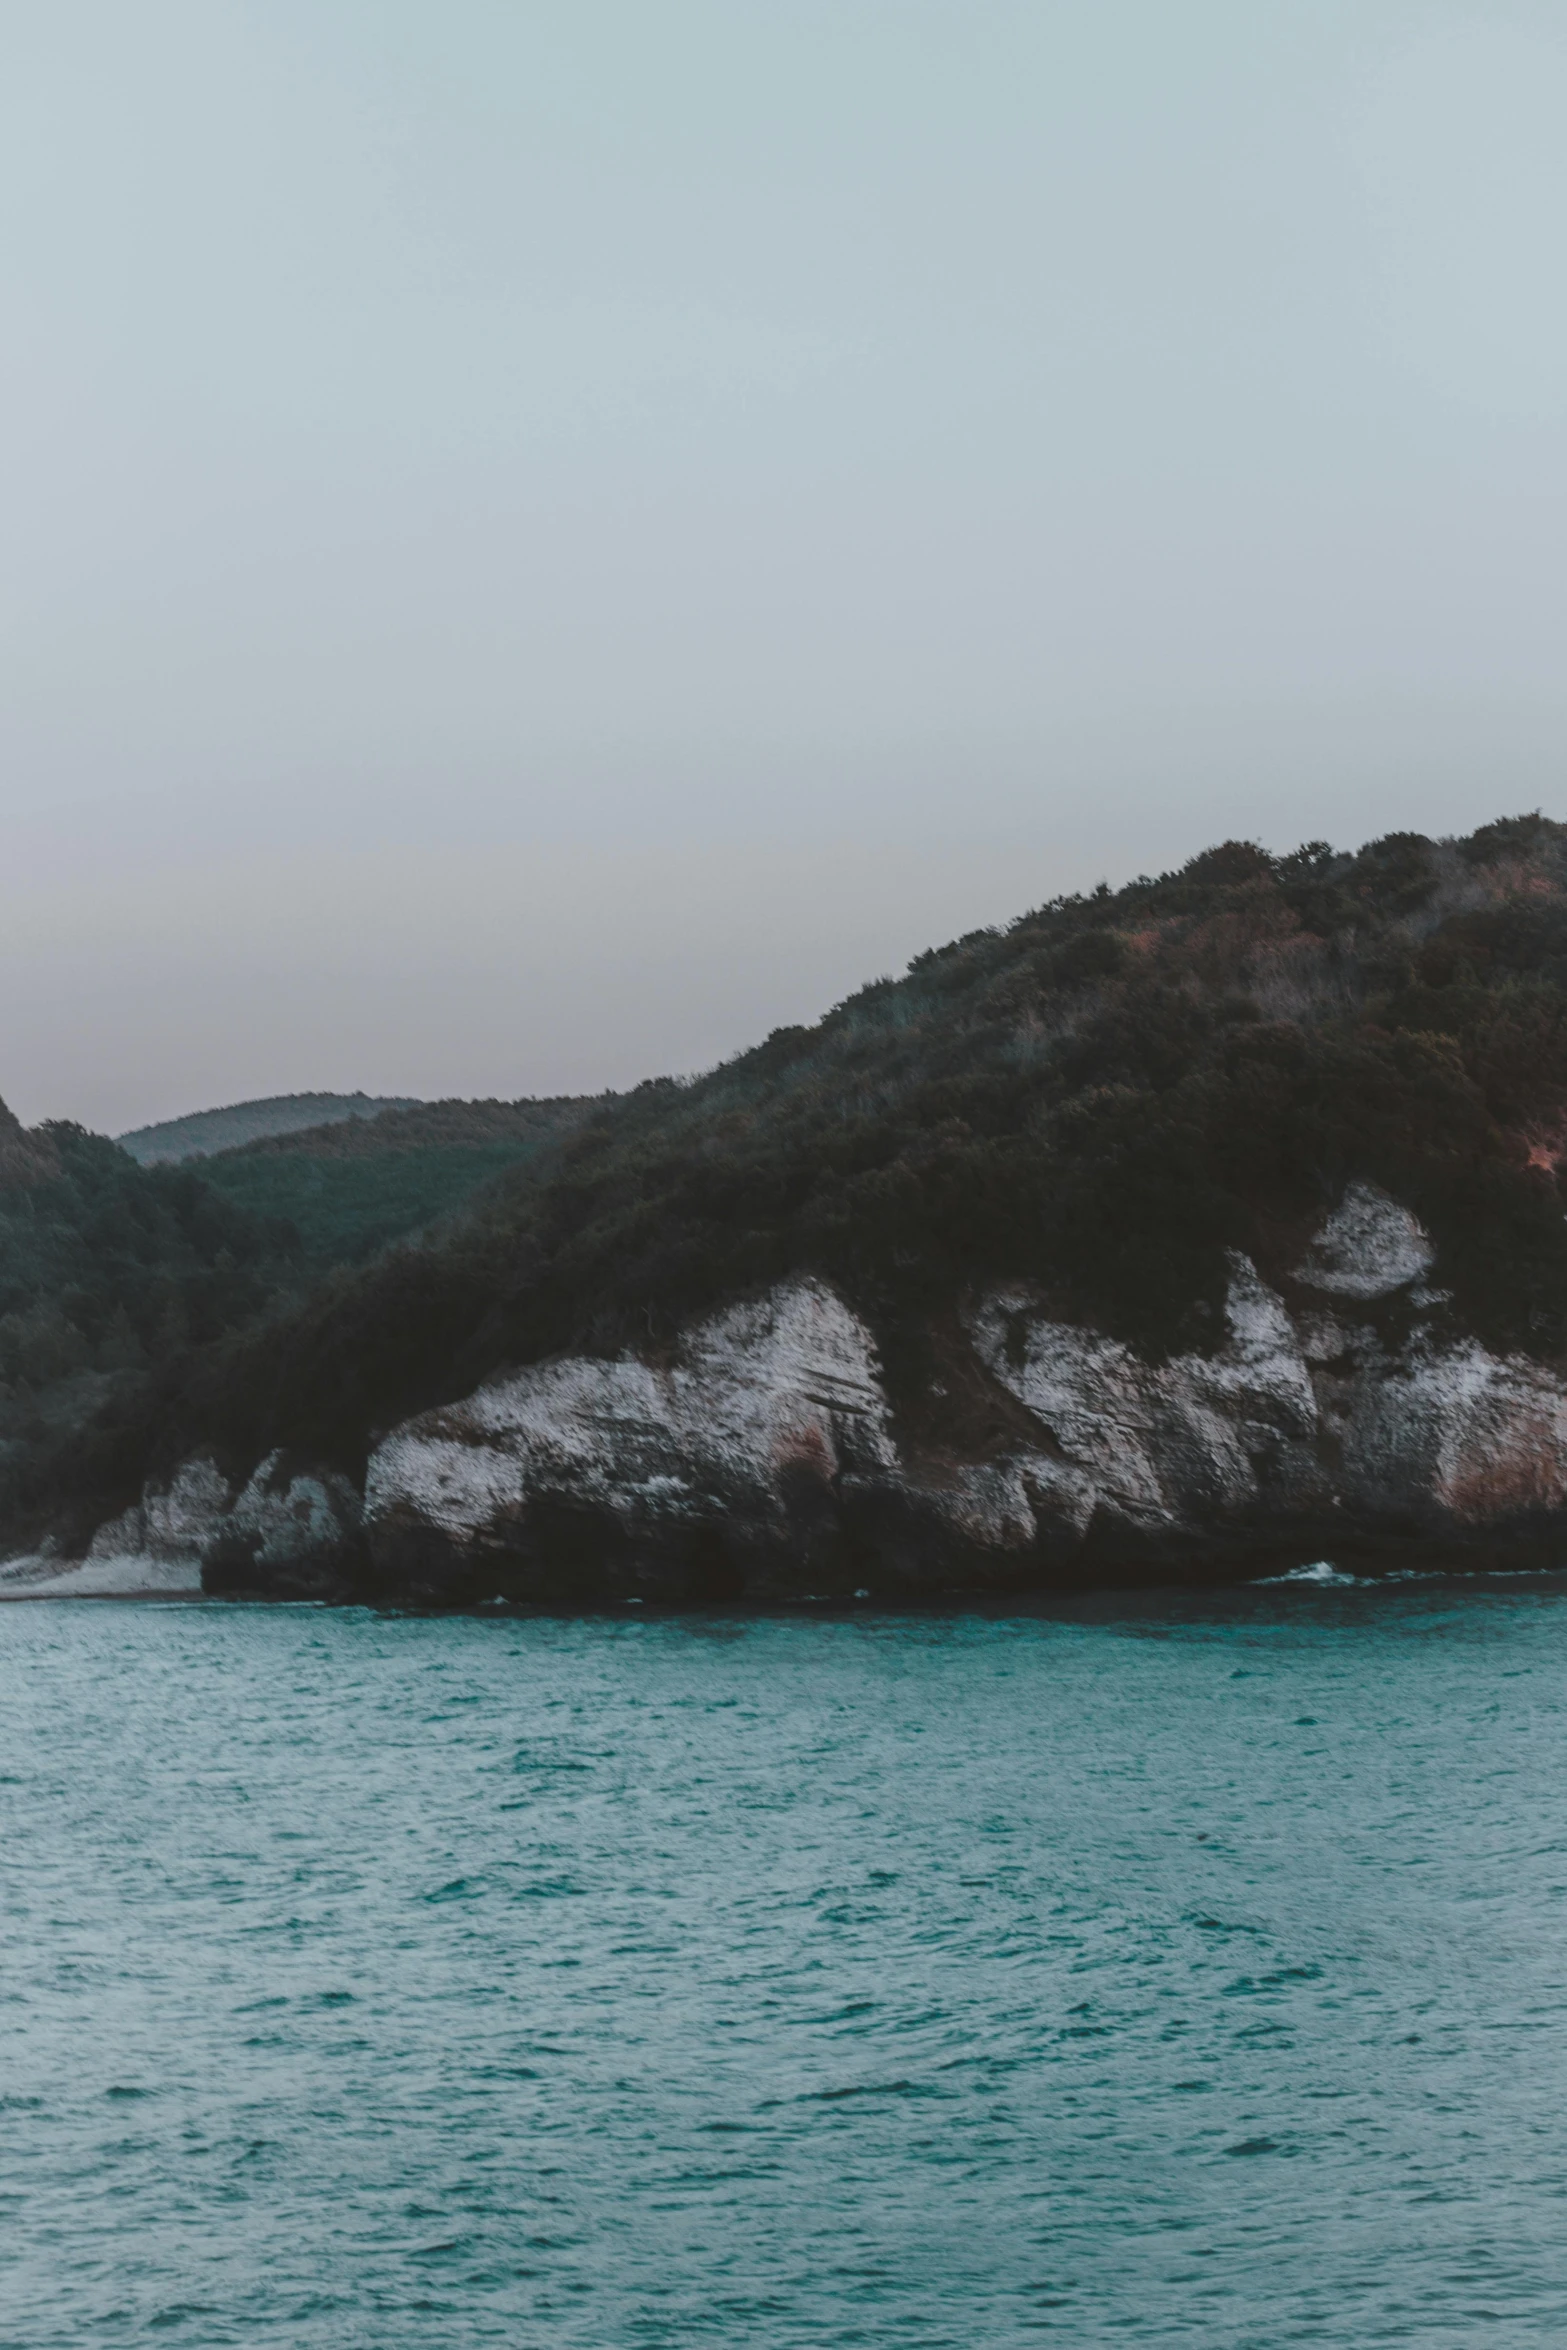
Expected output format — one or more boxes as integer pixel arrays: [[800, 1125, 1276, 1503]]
[[8, 1452, 364, 1602], [49, 1183, 1567, 1602], [55, 1184, 1559, 1607]]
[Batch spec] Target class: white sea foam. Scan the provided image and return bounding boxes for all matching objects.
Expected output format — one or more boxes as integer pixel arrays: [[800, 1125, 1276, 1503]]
[[1257, 1560, 1564, 1591], [1257, 1561, 1363, 1587]]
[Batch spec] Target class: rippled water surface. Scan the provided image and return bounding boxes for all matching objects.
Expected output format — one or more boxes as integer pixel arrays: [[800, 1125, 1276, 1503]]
[[5, 1585, 1567, 2346]]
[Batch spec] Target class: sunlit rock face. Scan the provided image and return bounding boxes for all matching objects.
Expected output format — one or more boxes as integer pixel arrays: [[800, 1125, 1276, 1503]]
[[1282, 1183, 1567, 1530], [201, 1452, 363, 1599], [1294, 1181, 1436, 1300], [85, 1458, 235, 1573], [27, 1453, 363, 1602], [66, 1184, 1567, 1602], [965, 1256, 1326, 1544], [348, 1189, 1567, 1600], [0, 1459, 237, 1599], [1324, 1336, 1567, 1527], [0, 1456, 236, 1598], [363, 1280, 901, 1602]]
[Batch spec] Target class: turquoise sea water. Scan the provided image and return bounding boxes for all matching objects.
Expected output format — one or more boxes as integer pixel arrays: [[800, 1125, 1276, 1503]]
[[3, 1584, 1567, 2347]]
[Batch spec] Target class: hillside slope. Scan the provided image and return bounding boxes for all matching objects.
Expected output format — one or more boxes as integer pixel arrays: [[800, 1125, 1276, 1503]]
[[0, 1093, 594, 1556], [175, 813, 1567, 1458], [195, 1097, 594, 1269], [118, 1092, 420, 1164], [0, 1109, 296, 1550], [20, 813, 1567, 1600]]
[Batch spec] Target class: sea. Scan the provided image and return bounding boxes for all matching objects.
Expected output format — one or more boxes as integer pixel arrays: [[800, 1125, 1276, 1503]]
[[3, 1576, 1566, 2347]]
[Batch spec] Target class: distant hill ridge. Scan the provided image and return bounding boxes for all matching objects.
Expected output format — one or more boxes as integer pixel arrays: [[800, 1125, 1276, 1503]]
[[191, 1093, 597, 1271], [209, 1096, 593, 1162], [117, 1093, 421, 1164]]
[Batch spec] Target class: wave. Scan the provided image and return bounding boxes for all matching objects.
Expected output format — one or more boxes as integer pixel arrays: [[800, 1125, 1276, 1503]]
[[1255, 1561, 1363, 1587]]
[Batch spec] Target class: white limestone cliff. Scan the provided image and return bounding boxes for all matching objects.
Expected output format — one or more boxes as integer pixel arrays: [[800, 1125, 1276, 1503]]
[[48, 1184, 1567, 1600], [86, 1456, 235, 1571], [201, 1452, 363, 1594], [355, 1182, 1567, 1595], [1295, 1181, 1436, 1299], [363, 1278, 898, 1595], [0, 1452, 361, 1603]]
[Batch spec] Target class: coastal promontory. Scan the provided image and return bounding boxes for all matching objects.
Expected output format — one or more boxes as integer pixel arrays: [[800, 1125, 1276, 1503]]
[[9, 815, 1567, 1601]]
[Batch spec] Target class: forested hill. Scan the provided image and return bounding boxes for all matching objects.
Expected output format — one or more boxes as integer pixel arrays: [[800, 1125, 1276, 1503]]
[[132, 812, 1567, 1500], [117, 1091, 420, 1164], [0, 1110, 291, 1411], [0, 1093, 590, 1548], [194, 1096, 595, 1268], [216, 1098, 591, 1159], [11, 811, 1567, 1552]]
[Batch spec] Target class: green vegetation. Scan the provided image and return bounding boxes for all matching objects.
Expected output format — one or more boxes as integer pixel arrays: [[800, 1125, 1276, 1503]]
[[0, 1113, 290, 1384], [0, 1110, 298, 1544], [12, 813, 1567, 1551], [198, 1142, 543, 1269], [148, 815, 1567, 1493], [117, 1091, 419, 1164], [197, 1101, 591, 1268], [0, 1094, 587, 1545]]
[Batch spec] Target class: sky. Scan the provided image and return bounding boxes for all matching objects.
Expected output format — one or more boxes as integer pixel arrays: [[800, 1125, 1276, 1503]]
[[4, 0, 1567, 1132]]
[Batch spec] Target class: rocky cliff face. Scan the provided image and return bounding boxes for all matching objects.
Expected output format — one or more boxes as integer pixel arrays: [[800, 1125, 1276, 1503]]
[[1, 1452, 362, 1601], [30, 1182, 1566, 1605]]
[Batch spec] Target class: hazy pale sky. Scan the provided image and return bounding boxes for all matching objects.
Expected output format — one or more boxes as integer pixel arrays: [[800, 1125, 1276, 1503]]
[[5, 0, 1567, 1131]]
